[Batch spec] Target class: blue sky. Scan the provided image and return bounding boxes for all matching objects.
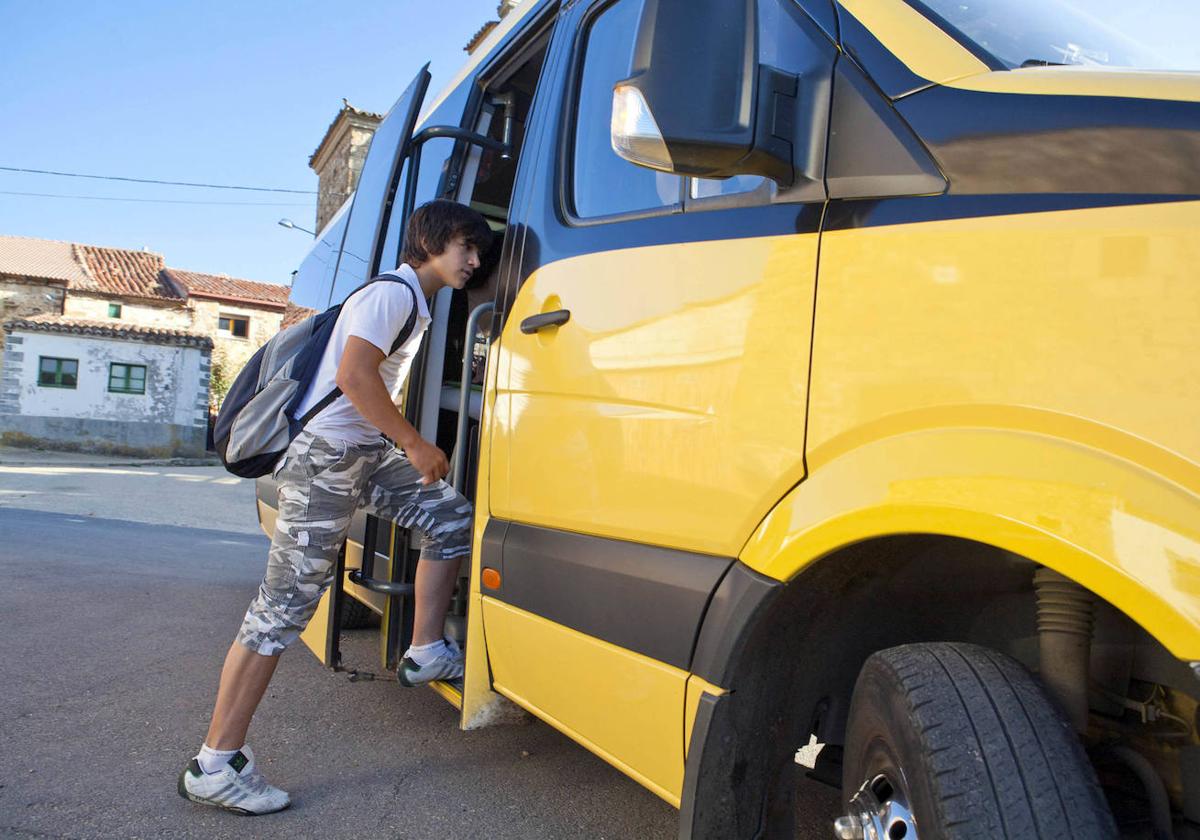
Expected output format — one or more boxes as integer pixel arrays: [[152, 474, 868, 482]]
[[2, 1, 1197, 289], [0, 0, 502, 286]]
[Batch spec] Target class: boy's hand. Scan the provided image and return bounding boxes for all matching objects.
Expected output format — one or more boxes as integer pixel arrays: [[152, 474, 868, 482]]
[[336, 338, 448, 484], [404, 437, 449, 485]]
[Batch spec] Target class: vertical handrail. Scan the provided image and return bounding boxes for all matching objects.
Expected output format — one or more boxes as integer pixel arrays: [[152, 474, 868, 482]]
[[452, 302, 494, 491]]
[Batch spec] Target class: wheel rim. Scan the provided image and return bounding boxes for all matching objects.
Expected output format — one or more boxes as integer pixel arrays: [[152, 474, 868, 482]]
[[833, 773, 918, 840]]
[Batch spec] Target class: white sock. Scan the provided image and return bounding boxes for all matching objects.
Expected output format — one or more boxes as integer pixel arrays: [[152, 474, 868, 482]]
[[406, 640, 448, 667], [197, 743, 241, 774]]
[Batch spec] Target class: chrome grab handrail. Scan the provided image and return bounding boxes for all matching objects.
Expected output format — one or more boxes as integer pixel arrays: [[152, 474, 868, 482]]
[[451, 302, 494, 491]]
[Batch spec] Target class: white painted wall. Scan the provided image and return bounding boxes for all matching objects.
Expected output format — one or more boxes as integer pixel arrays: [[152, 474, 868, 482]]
[[14, 330, 206, 427]]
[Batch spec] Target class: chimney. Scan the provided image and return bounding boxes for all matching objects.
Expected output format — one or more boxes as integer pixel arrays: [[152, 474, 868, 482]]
[[308, 100, 384, 233]]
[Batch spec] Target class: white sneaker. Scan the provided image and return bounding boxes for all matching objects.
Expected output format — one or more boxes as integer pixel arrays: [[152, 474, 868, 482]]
[[397, 638, 464, 687], [178, 745, 291, 815]]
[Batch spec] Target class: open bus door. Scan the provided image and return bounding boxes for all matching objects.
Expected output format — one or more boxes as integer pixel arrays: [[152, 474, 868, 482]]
[[296, 62, 518, 681], [261, 0, 554, 726]]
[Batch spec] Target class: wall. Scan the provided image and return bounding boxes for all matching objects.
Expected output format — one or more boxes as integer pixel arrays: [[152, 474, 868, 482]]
[[63, 294, 192, 329], [65, 295, 284, 385], [0, 276, 65, 370], [0, 329, 210, 457], [189, 298, 283, 382], [315, 121, 377, 232]]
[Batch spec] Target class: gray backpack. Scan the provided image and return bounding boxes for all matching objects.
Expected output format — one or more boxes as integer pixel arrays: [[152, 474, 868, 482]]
[[213, 274, 418, 477]]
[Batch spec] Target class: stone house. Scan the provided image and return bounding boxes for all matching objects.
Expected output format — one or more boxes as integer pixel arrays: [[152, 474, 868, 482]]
[[310, 100, 383, 233], [64, 243, 192, 328], [168, 269, 291, 397], [0, 235, 308, 455], [0, 237, 90, 359], [0, 316, 212, 457]]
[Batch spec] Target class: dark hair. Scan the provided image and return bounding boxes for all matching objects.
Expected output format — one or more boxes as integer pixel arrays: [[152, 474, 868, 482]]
[[400, 200, 492, 267]]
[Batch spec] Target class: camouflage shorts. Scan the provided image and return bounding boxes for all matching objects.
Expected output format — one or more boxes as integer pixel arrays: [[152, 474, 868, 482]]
[[237, 430, 474, 656]]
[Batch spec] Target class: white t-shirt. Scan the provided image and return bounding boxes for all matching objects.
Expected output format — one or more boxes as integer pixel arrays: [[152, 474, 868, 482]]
[[295, 265, 431, 445]]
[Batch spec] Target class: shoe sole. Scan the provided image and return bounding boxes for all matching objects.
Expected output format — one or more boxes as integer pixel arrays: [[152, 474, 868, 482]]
[[397, 656, 462, 688], [177, 768, 291, 816], [398, 668, 464, 687]]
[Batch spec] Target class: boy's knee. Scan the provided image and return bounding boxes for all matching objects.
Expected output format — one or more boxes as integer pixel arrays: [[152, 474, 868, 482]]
[[238, 566, 334, 656], [435, 511, 473, 543], [236, 606, 300, 656]]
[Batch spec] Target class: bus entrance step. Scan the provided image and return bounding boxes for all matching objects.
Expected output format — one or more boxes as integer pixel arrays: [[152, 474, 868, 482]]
[[348, 570, 414, 596]]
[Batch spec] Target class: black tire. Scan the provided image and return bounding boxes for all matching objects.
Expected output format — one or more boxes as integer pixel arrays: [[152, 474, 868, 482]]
[[338, 597, 378, 630], [841, 642, 1116, 840]]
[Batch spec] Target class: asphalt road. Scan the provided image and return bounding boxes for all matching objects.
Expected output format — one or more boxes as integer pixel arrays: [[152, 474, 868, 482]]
[[0, 466, 842, 839], [0, 461, 259, 535]]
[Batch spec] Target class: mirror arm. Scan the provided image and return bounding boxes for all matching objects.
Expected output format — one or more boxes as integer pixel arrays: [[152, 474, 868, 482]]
[[754, 65, 799, 187]]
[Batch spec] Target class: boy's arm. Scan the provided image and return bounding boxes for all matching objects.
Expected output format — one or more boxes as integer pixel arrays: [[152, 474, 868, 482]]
[[335, 336, 449, 484]]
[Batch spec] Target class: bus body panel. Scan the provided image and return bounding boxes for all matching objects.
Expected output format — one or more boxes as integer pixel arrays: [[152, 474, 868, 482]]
[[265, 0, 1200, 824]]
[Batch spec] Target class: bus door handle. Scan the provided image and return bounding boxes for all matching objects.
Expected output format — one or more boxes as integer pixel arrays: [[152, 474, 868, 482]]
[[520, 309, 570, 334]]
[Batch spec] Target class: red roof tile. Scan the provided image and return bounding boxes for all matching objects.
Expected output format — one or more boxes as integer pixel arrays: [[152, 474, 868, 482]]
[[4, 314, 212, 349], [281, 302, 318, 329], [0, 235, 283, 310], [73, 244, 186, 303], [465, 20, 499, 53], [0, 236, 89, 284], [169, 269, 290, 309]]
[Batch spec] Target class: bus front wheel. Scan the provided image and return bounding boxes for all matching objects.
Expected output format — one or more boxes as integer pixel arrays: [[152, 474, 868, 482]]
[[838, 642, 1116, 840]]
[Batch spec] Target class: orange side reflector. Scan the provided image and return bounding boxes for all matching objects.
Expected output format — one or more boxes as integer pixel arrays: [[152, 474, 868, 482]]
[[481, 567, 502, 590]]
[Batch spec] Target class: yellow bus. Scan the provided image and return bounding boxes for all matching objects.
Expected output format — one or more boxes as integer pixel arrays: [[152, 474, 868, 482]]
[[265, 0, 1200, 836]]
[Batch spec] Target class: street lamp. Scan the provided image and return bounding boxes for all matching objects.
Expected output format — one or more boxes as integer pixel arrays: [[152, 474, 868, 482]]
[[278, 218, 315, 236]]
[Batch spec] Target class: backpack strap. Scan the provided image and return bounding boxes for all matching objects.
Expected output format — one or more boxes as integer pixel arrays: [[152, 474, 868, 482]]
[[387, 278, 420, 354], [297, 277, 421, 426]]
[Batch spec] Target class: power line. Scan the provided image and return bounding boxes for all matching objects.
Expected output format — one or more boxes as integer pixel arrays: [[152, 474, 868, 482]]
[[0, 165, 317, 195], [0, 190, 311, 207]]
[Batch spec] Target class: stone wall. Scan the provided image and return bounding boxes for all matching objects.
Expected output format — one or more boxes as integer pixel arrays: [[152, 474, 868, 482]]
[[188, 299, 283, 394], [316, 129, 352, 235], [314, 115, 379, 233], [0, 276, 65, 371], [63, 294, 192, 329]]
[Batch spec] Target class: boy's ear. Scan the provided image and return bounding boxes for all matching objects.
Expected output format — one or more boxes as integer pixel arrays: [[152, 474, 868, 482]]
[[422, 234, 446, 259]]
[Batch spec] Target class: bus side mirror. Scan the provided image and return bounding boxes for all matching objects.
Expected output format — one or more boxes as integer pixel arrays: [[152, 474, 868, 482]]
[[610, 0, 796, 186]]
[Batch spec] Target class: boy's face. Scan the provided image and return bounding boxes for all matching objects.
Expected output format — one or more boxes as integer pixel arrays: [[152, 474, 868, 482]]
[[426, 235, 481, 290]]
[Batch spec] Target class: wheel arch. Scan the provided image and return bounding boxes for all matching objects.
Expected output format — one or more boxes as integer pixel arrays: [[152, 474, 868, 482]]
[[743, 425, 1200, 661], [679, 427, 1200, 837], [679, 531, 1184, 838]]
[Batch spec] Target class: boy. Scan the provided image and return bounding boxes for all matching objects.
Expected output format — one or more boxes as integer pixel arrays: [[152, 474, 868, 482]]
[[179, 200, 492, 815]]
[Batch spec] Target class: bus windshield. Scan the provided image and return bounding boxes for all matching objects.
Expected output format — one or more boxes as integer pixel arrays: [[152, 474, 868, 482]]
[[908, 0, 1200, 72]]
